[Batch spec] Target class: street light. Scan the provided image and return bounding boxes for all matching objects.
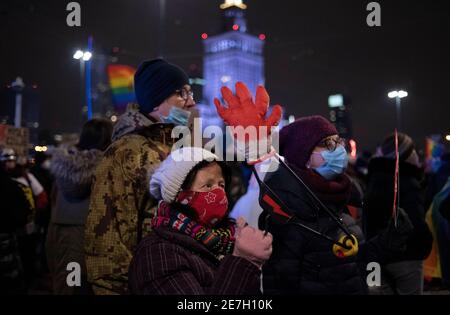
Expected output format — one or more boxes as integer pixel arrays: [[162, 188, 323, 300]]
[[82, 51, 92, 61], [73, 50, 83, 59], [72, 39, 93, 121], [73, 50, 92, 61], [388, 89, 408, 130]]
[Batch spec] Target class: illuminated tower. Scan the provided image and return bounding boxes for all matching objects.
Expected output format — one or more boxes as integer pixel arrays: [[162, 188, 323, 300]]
[[201, 0, 265, 127]]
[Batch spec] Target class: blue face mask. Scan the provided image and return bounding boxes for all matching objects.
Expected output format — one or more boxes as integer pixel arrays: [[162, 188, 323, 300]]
[[313, 145, 349, 180], [160, 106, 191, 126]]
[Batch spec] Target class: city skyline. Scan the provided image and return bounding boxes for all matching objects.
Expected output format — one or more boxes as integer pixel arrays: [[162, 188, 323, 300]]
[[1, 0, 449, 152]]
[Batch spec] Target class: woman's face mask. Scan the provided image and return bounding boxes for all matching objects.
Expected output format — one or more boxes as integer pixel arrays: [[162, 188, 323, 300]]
[[176, 162, 228, 227], [311, 145, 349, 180], [176, 188, 228, 227]]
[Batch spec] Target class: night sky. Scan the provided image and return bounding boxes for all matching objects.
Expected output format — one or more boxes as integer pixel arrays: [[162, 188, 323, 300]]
[[1, 0, 449, 152]]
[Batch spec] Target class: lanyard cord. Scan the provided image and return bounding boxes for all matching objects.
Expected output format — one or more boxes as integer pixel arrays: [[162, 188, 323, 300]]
[[273, 153, 353, 238], [251, 164, 352, 250]]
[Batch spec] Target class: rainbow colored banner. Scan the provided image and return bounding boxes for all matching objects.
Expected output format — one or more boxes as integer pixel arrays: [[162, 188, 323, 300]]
[[107, 64, 136, 113], [426, 136, 444, 159], [425, 135, 445, 173]]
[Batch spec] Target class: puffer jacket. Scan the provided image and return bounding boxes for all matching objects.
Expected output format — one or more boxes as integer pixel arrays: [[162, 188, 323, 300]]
[[46, 146, 103, 294], [260, 163, 391, 295], [50, 147, 103, 225]]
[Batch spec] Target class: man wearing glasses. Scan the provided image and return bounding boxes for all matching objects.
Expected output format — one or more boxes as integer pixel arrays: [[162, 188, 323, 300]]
[[84, 59, 196, 295]]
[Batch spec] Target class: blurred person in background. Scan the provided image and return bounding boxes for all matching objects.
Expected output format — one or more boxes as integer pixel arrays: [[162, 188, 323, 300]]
[[364, 132, 433, 294], [46, 118, 112, 295], [0, 148, 33, 294], [2, 148, 46, 288]]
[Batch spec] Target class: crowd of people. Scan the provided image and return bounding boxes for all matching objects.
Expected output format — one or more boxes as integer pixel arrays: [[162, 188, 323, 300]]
[[1, 58, 449, 295]]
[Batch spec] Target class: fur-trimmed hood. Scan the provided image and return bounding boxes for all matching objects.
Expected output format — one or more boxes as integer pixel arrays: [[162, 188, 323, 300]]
[[50, 147, 103, 200]]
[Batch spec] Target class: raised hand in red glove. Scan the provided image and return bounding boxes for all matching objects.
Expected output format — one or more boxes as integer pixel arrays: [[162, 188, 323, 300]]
[[214, 82, 283, 164], [214, 82, 282, 130]]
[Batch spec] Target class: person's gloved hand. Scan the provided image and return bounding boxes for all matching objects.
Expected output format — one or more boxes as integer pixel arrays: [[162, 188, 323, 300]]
[[232, 217, 273, 268], [379, 207, 414, 252], [214, 82, 282, 164]]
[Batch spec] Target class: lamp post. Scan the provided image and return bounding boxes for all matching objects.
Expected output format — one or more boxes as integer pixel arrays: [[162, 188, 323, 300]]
[[388, 90, 408, 131], [73, 38, 93, 120]]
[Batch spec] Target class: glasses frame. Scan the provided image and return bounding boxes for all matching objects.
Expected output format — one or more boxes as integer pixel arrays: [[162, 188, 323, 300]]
[[317, 137, 346, 152], [174, 88, 194, 101]]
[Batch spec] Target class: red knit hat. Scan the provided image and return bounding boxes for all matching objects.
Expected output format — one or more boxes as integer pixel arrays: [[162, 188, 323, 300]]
[[279, 115, 338, 168]]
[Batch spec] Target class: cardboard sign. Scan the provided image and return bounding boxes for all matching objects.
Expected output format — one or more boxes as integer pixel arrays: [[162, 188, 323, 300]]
[[0, 124, 30, 157]]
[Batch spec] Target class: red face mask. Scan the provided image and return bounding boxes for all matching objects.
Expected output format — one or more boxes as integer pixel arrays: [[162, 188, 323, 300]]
[[176, 188, 229, 227]]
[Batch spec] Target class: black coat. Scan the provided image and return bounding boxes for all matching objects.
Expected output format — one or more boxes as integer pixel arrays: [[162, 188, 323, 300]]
[[364, 158, 433, 261], [0, 169, 30, 233], [260, 164, 384, 295]]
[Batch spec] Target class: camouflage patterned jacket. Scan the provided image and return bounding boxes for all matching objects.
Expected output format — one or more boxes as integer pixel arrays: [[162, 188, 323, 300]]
[[84, 105, 174, 295]]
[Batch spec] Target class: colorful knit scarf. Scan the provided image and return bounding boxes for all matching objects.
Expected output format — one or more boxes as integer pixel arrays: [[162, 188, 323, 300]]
[[151, 201, 236, 257]]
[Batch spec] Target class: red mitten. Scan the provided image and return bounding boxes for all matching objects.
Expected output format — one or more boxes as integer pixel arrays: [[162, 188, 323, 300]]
[[214, 82, 282, 131], [214, 82, 282, 163]]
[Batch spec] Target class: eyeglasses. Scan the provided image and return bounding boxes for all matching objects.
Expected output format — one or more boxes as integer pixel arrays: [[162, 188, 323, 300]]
[[317, 137, 346, 152], [175, 88, 194, 101]]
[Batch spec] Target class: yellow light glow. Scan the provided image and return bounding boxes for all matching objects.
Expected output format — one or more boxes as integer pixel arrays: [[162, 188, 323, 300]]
[[220, 0, 247, 10], [34, 146, 47, 152]]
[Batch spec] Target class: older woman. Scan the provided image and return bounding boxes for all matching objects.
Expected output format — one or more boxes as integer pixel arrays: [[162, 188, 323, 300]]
[[260, 116, 412, 295], [128, 147, 272, 295]]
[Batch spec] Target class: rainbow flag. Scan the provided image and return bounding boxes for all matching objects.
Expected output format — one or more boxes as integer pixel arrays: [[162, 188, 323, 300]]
[[425, 135, 445, 173], [425, 135, 444, 160], [107, 64, 136, 113]]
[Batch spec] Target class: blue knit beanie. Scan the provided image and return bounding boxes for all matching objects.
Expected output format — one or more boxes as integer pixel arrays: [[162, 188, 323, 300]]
[[134, 59, 189, 114]]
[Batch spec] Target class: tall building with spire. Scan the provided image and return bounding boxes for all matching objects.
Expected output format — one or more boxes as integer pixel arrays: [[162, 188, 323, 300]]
[[200, 0, 265, 127]]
